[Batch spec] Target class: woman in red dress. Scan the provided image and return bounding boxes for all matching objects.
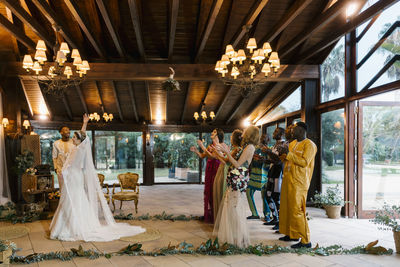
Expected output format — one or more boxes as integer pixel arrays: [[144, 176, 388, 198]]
[[191, 129, 224, 223]]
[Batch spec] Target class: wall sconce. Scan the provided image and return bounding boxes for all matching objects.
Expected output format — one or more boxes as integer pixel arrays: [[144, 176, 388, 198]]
[[146, 133, 150, 145], [1, 118, 9, 128], [23, 120, 30, 129]]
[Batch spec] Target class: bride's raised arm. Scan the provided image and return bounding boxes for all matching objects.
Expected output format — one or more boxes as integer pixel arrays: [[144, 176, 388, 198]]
[[81, 114, 89, 134]]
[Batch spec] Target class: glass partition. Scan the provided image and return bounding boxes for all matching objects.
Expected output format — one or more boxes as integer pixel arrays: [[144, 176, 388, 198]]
[[321, 109, 345, 198], [154, 132, 200, 183]]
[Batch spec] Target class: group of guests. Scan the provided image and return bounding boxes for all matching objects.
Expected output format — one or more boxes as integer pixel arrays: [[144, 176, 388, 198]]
[[191, 122, 317, 249]]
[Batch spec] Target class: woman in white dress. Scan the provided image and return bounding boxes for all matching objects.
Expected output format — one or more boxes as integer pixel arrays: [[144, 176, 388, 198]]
[[213, 126, 260, 248], [50, 114, 145, 241]]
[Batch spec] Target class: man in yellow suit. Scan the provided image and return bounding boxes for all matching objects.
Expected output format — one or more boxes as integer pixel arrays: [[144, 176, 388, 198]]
[[278, 122, 317, 248]]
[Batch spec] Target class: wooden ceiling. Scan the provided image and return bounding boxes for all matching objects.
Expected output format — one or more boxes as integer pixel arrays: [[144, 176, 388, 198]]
[[0, 0, 386, 126]]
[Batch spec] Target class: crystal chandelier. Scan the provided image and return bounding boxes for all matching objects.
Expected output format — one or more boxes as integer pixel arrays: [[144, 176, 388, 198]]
[[22, 30, 90, 96], [215, 28, 280, 97]]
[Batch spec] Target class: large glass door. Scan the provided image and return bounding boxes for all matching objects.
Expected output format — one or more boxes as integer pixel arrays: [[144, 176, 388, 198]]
[[357, 100, 400, 218]]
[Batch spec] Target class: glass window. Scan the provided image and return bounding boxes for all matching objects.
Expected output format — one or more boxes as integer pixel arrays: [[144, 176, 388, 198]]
[[266, 125, 276, 147], [356, 1, 400, 91], [321, 109, 345, 198], [154, 132, 199, 183], [278, 121, 286, 129], [267, 86, 301, 121], [95, 131, 143, 184], [321, 37, 345, 102]]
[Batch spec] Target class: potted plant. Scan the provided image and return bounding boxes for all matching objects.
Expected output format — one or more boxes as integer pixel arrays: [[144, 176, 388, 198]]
[[48, 191, 60, 212], [371, 204, 400, 254], [312, 185, 345, 219]]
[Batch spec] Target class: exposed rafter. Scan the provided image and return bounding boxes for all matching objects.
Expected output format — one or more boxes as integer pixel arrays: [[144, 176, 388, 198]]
[[214, 85, 233, 121], [0, 13, 35, 50], [62, 93, 73, 121], [74, 84, 88, 114], [259, 0, 312, 44], [128, 0, 146, 60], [5, 7, 20, 60], [0, 0, 54, 48], [180, 82, 192, 124], [94, 81, 105, 113], [31, 0, 80, 50], [299, 0, 398, 62], [95, 0, 125, 59], [110, 81, 124, 122], [226, 96, 245, 124], [63, 0, 106, 58], [230, 0, 270, 48], [197, 82, 216, 114], [144, 81, 152, 121], [243, 82, 277, 119], [127, 82, 139, 123], [194, 0, 224, 62], [279, 0, 348, 58], [168, 0, 179, 62]]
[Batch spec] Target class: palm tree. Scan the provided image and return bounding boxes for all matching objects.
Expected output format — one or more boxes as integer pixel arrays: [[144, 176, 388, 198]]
[[378, 18, 400, 80], [321, 43, 345, 102]]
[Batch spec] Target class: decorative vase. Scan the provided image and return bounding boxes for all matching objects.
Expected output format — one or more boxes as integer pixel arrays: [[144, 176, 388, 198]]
[[323, 205, 342, 219], [393, 231, 400, 254], [0, 248, 12, 265], [49, 199, 59, 212]]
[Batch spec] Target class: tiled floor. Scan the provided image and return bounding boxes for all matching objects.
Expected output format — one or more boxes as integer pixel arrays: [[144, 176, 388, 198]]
[[7, 185, 400, 266]]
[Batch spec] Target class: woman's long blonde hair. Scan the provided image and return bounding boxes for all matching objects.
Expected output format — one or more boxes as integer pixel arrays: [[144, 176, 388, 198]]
[[241, 126, 260, 147]]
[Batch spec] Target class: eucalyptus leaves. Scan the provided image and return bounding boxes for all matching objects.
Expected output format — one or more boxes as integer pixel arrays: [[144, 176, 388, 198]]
[[370, 204, 400, 232], [114, 211, 202, 221], [312, 185, 346, 207]]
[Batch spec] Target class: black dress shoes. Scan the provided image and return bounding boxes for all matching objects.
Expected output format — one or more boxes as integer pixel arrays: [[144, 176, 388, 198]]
[[247, 215, 260, 219], [291, 242, 312, 248], [278, 235, 299, 242], [264, 220, 278, 225], [272, 224, 279, 230]]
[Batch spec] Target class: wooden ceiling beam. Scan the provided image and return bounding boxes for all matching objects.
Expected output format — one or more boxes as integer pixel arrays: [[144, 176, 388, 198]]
[[5, 7, 21, 61], [299, 0, 398, 62], [74, 84, 88, 114], [0, 13, 36, 50], [226, 96, 244, 124], [1, 0, 53, 48], [180, 82, 192, 124], [198, 82, 216, 114], [127, 82, 139, 123], [6, 63, 319, 81], [144, 81, 152, 121], [243, 82, 277, 119], [356, 12, 381, 42], [230, 0, 270, 48], [214, 85, 233, 120], [31, 0, 80, 50], [168, 0, 179, 62], [94, 81, 105, 113], [95, 0, 125, 59], [279, 0, 349, 58], [110, 81, 124, 122], [128, 0, 146, 61], [194, 0, 224, 62], [259, 0, 313, 44], [62, 93, 73, 121], [63, 0, 106, 58]]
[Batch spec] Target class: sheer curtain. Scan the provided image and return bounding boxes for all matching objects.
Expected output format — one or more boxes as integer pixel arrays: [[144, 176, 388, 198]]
[[0, 91, 10, 204]]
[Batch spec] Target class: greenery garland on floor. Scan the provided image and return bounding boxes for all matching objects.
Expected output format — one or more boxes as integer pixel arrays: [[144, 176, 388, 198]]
[[8, 238, 393, 264], [113, 211, 202, 221]]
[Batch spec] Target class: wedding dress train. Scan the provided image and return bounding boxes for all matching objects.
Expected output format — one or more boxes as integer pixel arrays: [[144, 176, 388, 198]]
[[50, 138, 145, 241]]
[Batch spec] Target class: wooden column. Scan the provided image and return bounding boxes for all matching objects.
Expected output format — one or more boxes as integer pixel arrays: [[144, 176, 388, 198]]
[[301, 79, 320, 201], [143, 127, 154, 185]]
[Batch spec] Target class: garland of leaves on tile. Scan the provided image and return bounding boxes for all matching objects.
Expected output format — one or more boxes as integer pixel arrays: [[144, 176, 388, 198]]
[[8, 239, 393, 264]]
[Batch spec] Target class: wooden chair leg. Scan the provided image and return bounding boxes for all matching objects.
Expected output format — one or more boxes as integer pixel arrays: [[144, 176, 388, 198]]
[[135, 199, 138, 214], [112, 198, 115, 212], [120, 200, 123, 210]]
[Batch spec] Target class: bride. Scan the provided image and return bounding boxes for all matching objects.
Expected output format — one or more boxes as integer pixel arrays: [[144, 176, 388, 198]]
[[50, 114, 145, 241]]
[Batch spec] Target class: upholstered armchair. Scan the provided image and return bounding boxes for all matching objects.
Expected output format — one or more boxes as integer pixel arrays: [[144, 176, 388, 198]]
[[112, 172, 140, 213], [97, 173, 110, 204]]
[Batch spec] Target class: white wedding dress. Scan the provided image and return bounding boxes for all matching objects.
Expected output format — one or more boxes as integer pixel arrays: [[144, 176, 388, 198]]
[[50, 138, 145, 241]]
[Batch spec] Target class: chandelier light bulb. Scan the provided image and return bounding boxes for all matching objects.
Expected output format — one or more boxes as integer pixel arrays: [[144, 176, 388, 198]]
[[73, 56, 82, 67], [262, 42, 272, 55], [36, 40, 46, 51], [231, 66, 240, 79], [22, 120, 30, 129], [71, 49, 80, 59], [230, 51, 238, 64], [221, 54, 230, 66], [64, 66, 72, 79], [210, 111, 215, 120], [225, 44, 235, 57], [262, 63, 271, 76], [59, 42, 70, 54], [193, 112, 199, 120], [236, 49, 246, 64], [215, 61, 223, 71], [22, 55, 33, 69], [2, 118, 9, 127], [268, 52, 279, 64], [56, 51, 67, 65], [109, 114, 113, 121], [48, 66, 56, 77], [246, 38, 257, 53], [80, 60, 90, 71], [201, 111, 207, 120], [220, 68, 228, 77], [34, 50, 47, 64], [32, 61, 42, 74]]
